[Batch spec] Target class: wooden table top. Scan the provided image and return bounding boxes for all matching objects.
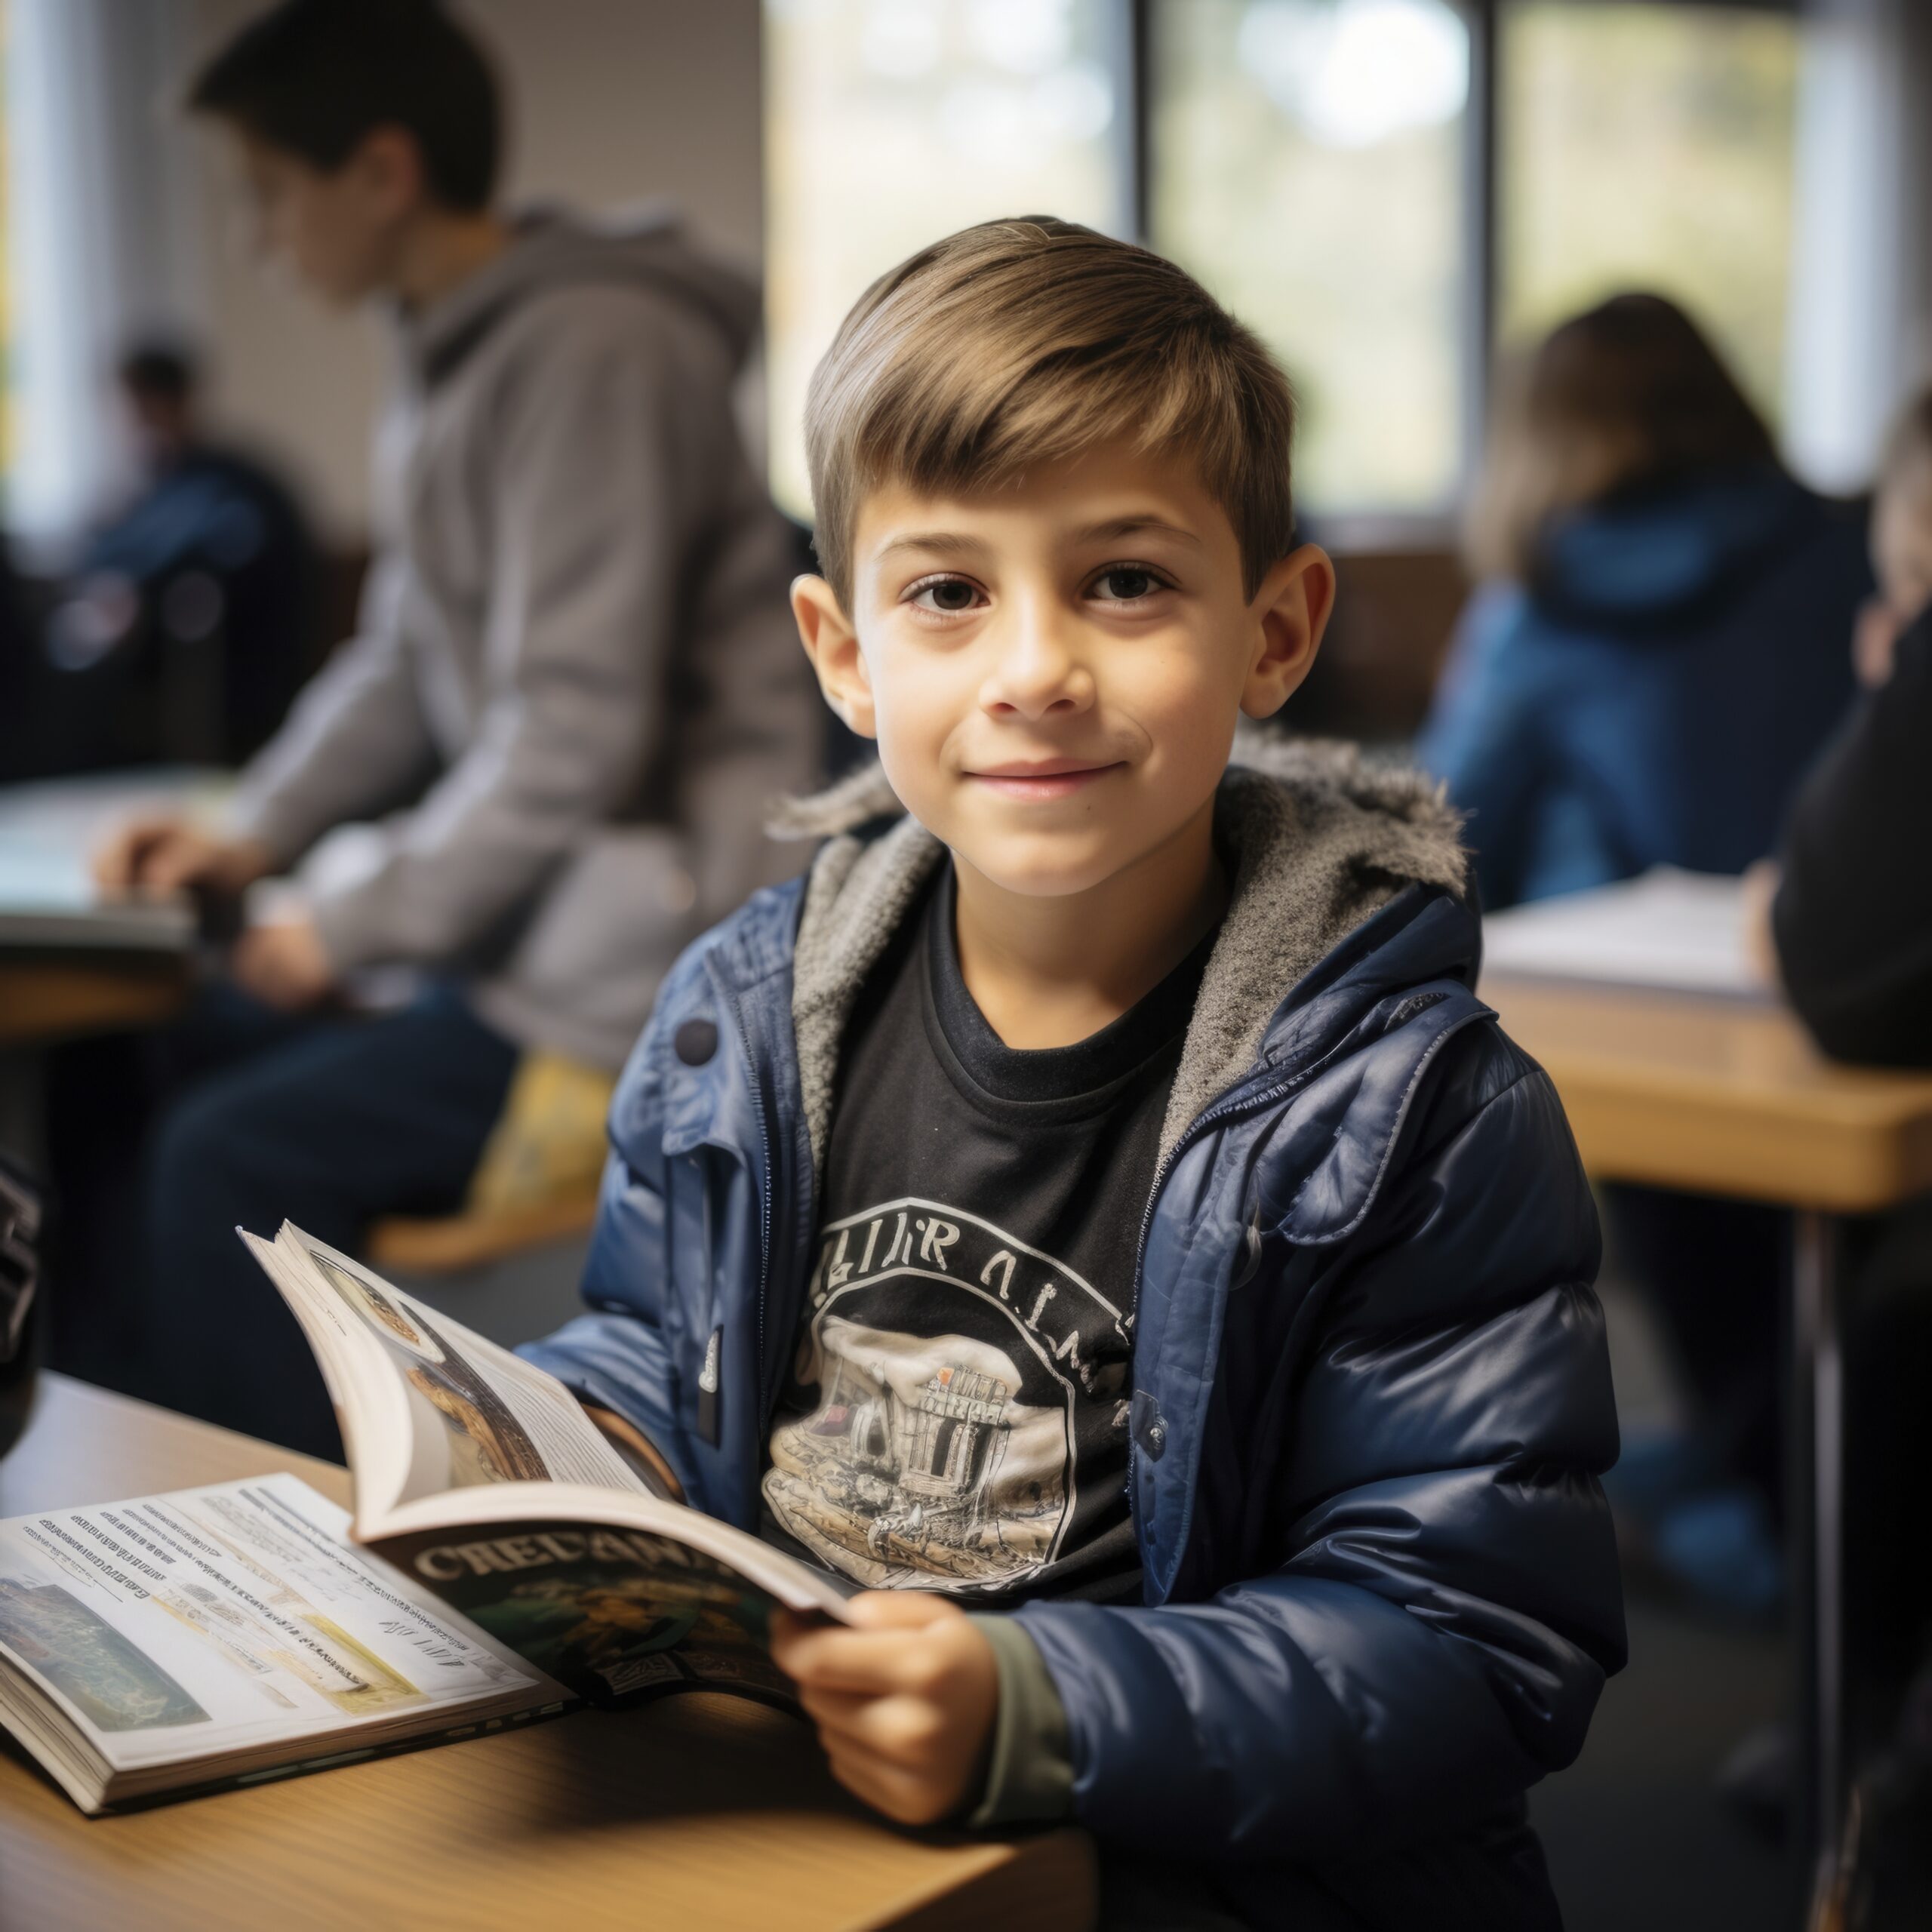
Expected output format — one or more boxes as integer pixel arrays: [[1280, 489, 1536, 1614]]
[[0, 1377, 1096, 1932], [1484, 975, 1932, 1214], [0, 955, 189, 1048]]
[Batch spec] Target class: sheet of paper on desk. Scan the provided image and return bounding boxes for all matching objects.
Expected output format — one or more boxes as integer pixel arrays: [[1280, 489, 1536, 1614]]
[[0, 768, 220, 952], [1480, 867, 1771, 1000]]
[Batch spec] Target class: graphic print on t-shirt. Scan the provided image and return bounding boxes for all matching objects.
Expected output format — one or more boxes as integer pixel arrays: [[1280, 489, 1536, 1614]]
[[763, 1196, 1133, 1592]]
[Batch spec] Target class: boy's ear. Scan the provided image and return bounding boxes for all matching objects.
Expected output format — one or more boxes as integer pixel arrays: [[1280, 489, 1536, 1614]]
[[1241, 543, 1336, 720], [791, 574, 878, 740]]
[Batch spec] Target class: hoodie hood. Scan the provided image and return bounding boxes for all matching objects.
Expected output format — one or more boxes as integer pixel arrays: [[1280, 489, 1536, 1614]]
[[1528, 463, 1816, 637], [771, 734, 1471, 1171], [400, 204, 764, 389]]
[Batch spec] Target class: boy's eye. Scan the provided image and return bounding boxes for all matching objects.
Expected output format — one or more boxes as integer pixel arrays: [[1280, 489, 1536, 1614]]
[[906, 575, 985, 615], [1089, 566, 1168, 602]]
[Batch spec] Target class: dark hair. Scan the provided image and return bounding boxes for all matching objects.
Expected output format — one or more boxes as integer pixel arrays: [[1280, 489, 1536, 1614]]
[[1468, 292, 1780, 580], [118, 338, 200, 405], [189, 0, 502, 213]]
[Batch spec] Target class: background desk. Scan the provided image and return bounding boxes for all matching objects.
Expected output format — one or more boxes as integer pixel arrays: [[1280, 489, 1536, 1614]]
[[0, 1376, 1097, 1932], [1484, 974, 1932, 1931]]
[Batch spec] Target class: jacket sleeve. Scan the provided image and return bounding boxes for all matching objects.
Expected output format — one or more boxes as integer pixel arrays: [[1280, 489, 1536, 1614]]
[[1773, 611, 1932, 1066], [1011, 1054, 1625, 1863], [1414, 586, 1546, 912], [306, 297, 712, 974], [228, 552, 437, 866]]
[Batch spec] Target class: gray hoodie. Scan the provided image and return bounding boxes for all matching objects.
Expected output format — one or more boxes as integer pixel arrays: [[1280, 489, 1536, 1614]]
[[230, 209, 822, 1067]]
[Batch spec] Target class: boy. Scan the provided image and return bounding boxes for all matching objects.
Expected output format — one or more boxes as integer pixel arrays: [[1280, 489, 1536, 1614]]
[[75, 0, 817, 1454], [526, 219, 1623, 1929]]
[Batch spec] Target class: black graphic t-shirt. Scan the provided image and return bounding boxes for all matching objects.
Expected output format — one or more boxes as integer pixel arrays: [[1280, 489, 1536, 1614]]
[[761, 864, 1216, 1604]]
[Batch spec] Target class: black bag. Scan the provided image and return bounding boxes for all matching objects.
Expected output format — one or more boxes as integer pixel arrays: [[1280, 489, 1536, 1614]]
[[0, 1155, 40, 1459]]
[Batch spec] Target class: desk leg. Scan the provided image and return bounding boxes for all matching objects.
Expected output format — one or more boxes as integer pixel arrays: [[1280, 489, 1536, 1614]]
[[1790, 1210, 1845, 1930]]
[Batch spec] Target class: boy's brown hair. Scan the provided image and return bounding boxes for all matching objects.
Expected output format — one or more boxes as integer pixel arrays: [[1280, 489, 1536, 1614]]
[[804, 217, 1297, 611]]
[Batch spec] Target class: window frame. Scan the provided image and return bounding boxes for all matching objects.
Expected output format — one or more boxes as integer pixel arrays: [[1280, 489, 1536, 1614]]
[[1115, 0, 1804, 543]]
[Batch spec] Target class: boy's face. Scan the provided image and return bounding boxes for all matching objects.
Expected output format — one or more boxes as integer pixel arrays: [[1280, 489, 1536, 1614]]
[[232, 129, 423, 308], [794, 442, 1333, 901]]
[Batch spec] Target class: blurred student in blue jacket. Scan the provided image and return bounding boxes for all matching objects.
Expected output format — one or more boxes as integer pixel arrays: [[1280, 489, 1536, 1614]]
[[1420, 296, 1873, 1621], [1418, 292, 1870, 912]]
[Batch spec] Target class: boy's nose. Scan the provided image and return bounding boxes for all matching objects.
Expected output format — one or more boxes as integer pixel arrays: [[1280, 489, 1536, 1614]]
[[979, 609, 1095, 721]]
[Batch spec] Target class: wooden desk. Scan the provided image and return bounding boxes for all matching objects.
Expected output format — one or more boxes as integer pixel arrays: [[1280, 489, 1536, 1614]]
[[0, 1377, 1097, 1932], [0, 955, 189, 1048], [0, 769, 208, 1048], [1487, 977, 1932, 1213], [1485, 974, 1932, 1931]]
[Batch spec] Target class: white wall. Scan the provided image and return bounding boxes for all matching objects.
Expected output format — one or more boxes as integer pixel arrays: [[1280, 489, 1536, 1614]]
[[186, 0, 765, 540]]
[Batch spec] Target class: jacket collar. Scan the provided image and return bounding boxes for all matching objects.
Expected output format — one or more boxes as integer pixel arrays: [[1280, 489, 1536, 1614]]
[[771, 734, 1471, 1180]]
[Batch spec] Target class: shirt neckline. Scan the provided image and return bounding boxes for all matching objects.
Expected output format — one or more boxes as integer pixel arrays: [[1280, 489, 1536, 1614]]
[[922, 862, 1217, 1111]]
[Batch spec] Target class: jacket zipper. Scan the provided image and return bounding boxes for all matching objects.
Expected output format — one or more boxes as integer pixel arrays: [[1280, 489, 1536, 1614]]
[[1124, 1066, 1315, 1537], [1125, 997, 1487, 1576], [726, 994, 777, 1436]]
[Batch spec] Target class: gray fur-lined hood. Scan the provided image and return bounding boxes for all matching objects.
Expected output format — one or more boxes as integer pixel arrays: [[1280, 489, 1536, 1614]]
[[776, 734, 1470, 1172]]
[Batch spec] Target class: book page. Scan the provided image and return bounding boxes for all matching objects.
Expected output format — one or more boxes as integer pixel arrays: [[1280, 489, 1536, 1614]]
[[242, 1226, 648, 1529], [0, 1475, 562, 1779]]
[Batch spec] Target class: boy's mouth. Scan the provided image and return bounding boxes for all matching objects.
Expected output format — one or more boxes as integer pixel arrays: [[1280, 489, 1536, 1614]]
[[965, 758, 1125, 801]]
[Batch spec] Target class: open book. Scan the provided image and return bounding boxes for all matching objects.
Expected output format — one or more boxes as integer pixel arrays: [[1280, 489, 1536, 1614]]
[[0, 1226, 851, 1814]]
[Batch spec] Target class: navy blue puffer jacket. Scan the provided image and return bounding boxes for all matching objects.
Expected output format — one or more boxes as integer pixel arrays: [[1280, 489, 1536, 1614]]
[[523, 744, 1625, 1930]]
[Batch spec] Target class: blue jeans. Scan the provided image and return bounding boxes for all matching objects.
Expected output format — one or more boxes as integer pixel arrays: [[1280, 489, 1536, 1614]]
[[130, 985, 518, 1458]]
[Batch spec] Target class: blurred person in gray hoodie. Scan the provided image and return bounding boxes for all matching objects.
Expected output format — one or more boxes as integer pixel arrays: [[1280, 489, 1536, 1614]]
[[77, 0, 820, 1453]]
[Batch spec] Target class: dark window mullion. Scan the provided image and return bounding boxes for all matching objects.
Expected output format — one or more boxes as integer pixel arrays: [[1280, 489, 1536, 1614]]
[[1115, 0, 1153, 244], [1460, 0, 1500, 504]]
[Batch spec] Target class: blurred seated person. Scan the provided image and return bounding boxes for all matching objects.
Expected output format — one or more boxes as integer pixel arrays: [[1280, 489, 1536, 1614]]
[[63, 0, 818, 1457], [1774, 384, 1932, 1066], [1765, 395, 1932, 1887], [1419, 295, 1872, 1620], [1417, 291, 1870, 912], [42, 338, 318, 770]]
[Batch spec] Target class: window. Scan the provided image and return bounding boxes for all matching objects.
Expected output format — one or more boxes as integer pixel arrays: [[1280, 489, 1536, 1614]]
[[762, 0, 1125, 520], [764, 0, 1805, 524], [1499, 2, 1801, 425], [1150, 0, 1471, 515]]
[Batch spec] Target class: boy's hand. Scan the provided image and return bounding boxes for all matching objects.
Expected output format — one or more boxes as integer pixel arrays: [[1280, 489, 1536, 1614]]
[[771, 1592, 999, 1827], [232, 913, 336, 1011], [1854, 597, 1904, 690], [93, 817, 272, 898]]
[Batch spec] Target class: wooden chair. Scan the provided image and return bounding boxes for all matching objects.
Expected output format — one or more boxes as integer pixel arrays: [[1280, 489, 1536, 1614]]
[[368, 1053, 614, 1277]]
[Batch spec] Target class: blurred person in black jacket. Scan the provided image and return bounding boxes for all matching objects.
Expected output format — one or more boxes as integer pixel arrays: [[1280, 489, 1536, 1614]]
[[37, 338, 318, 771], [1769, 396, 1932, 1918]]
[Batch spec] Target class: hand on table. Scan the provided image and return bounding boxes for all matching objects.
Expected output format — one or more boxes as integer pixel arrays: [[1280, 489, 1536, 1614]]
[[92, 817, 272, 900], [1740, 857, 1783, 991], [232, 913, 336, 1011], [1854, 598, 1904, 691], [770, 1592, 999, 1827]]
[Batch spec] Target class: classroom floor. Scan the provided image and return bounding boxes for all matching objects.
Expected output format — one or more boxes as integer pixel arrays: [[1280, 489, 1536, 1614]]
[[1532, 1272, 1792, 1930]]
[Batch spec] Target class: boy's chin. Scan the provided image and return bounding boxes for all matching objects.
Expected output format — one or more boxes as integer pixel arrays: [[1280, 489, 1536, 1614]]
[[948, 836, 1146, 902]]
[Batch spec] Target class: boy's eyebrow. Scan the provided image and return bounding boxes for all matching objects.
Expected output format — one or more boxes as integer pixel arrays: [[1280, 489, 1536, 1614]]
[[875, 531, 987, 561], [875, 516, 1203, 561], [1072, 515, 1203, 548]]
